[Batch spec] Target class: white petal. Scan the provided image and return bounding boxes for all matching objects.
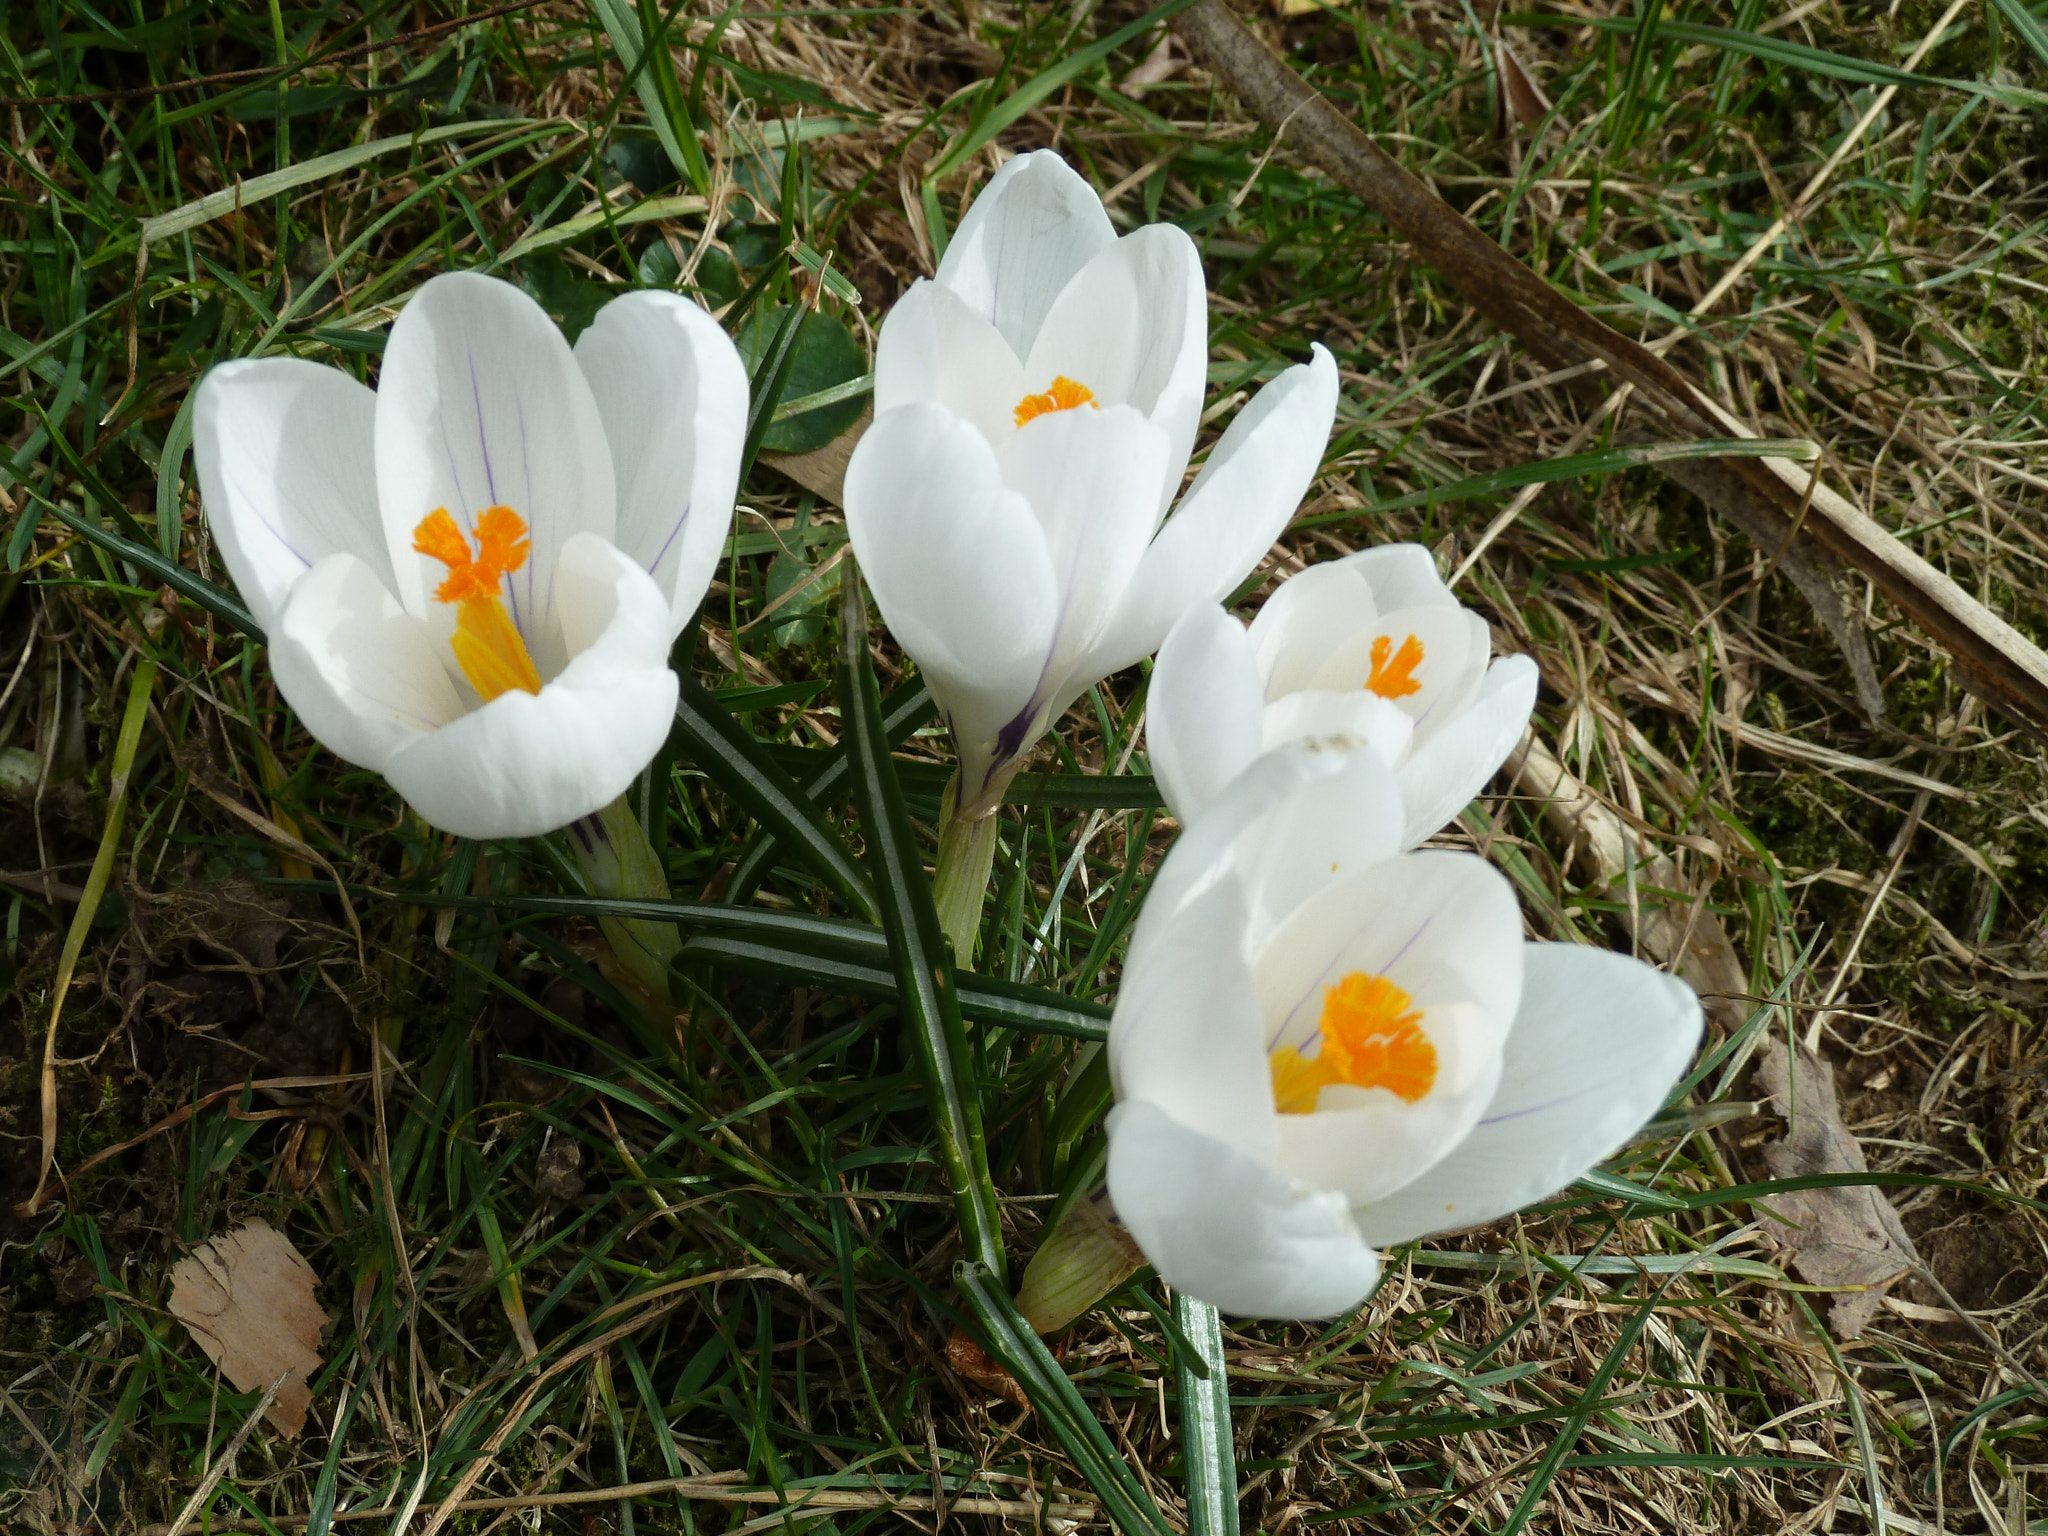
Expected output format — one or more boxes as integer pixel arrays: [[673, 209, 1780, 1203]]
[[996, 403, 1172, 701], [935, 150, 1116, 359], [1146, 605, 1264, 823], [1023, 223, 1207, 511], [1229, 747, 1407, 957], [1259, 689, 1414, 765], [1107, 1100, 1380, 1320], [375, 271, 617, 663], [1248, 560, 1378, 698], [1274, 1037, 1504, 1206], [1395, 655, 1539, 848], [1343, 543, 1458, 615], [1109, 876, 1277, 1165], [1123, 746, 1355, 979], [1089, 346, 1338, 676], [268, 554, 462, 772], [844, 404, 1058, 806], [1306, 603, 1480, 733], [194, 358, 386, 634], [381, 534, 676, 839], [1352, 944, 1703, 1246], [1255, 851, 1523, 1070], [871, 279, 1029, 446], [574, 290, 747, 637]]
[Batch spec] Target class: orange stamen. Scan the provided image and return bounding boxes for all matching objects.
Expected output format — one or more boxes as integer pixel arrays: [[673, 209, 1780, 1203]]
[[411, 505, 543, 702], [1366, 632, 1426, 700], [1013, 375, 1098, 428], [1269, 971, 1437, 1114]]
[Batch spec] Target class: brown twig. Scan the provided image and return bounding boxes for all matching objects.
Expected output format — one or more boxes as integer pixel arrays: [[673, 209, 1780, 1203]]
[[1172, 0, 2048, 731]]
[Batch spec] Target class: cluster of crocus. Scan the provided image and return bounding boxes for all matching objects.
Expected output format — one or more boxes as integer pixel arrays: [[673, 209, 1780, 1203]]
[[193, 148, 1700, 1326]]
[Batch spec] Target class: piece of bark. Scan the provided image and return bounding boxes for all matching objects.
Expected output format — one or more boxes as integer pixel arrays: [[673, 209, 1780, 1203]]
[[169, 1219, 330, 1437], [1753, 1038, 1920, 1337]]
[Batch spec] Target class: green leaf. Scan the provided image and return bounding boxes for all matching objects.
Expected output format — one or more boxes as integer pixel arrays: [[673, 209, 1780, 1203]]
[[956, 1263, 1173, 1536], [1175, 1291, 1239, 1536], [735, 305, 868, 453], [726, 682, 934, 906], [589, 0, 710, 194], [678, 933, 1108, 1040], [42, 498, 260, 638], [1992, 0, 2048, 71], [838, 564, 1004, 1277], [669, 674, 879, 922]]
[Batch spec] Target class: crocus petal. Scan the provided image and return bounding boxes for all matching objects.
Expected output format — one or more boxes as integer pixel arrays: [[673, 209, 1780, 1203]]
[[1123, 747, 1356, 978], [1230, 748, 1407, 956], [1258, 690, 1414, 765], [1147, 605, 1265, 822], [1023, 223, 1207, 511], [1343, 542, 1459, 615], [374, 271, 617, 667], [1089, 345, 1338, 677], [268, 554, 464, 772], [1395, 655, 1539, 848], [574, 290, 747, 637], [1107, 1100, 1381, 1320], [1248, 559, 1377, 698], [935, 149, 1117, 360], [996, 404, 1172, 700], [1351, 944, 1703, 1247], [380, 533, 676, 839], [1110, 878, 1279, 1165], [1256, 851, 1523, 1068], [871, 279, 1029, 446], [194, 358, 386, 634], [1306, 604, 1478, 725], [1274, 1040, 1505, 1207], [844, 404, 1058, 796]]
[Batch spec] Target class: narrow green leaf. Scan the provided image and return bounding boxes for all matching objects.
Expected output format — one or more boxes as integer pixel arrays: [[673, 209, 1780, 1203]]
[[838, 562, 1004, 1277], [924, 0, 1203, 183], [589, 0, 710, 194], [1176, 1291, 1239, 1536], [155, 387, 198, 559], [669, 675, 878, 922], [726, 681, 933, 905], [956, 1262, 1173, 1536], [42, 498, 261, 637], [1992, 0, 2048, 70], [678, 932, 1109, 1041]]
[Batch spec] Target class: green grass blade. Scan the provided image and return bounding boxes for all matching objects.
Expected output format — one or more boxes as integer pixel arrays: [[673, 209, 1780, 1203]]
[[837, 562, 1004, 1277], [726, 680, 934, 905], [589, 0, 710, 194], [678, 932, 1109, 1040], [956, 1262, 1172, 1536], [670, 674, 879, 922], [41, 498, 260, 637], [1175, 1291, 1238, 1536], [1993, 0, 2048, 69]]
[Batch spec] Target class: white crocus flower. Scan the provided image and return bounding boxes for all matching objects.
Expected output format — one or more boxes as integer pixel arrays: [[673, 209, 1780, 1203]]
[[195, 271, 746, 840], [844, 149, 1339, 821], [1148, 544, 1540, 849], [1105, 750, 1701, 1319]]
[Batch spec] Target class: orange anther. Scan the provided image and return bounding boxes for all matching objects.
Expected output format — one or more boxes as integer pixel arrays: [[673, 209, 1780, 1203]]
[[1013, 375, 1098, 428], [412, 505, 532, 605], [1269, 971, 1437, 1114], [1366, 632, 1425, 700]]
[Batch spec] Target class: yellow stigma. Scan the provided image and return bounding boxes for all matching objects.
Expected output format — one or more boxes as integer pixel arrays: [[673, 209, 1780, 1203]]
[[1269, 971, 1437, 1114], [411, 505, 543, 702], [1366, 632, 1425, 700], [1013, 374, 1098, 428]]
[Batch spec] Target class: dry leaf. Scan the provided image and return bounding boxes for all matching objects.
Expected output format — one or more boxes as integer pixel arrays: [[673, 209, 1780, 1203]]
[[169, 1219, 330, 1436], [1754, 1038, 1920, 1338], [1494, 38, 1551, 139], [945, 1328, 1031, 1411], [760, 404, 869, 507]]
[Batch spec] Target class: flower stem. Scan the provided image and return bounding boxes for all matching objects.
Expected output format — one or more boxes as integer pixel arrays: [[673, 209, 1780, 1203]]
[[564, 796, 681, 1007], [932, 770, 1001, 964]]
